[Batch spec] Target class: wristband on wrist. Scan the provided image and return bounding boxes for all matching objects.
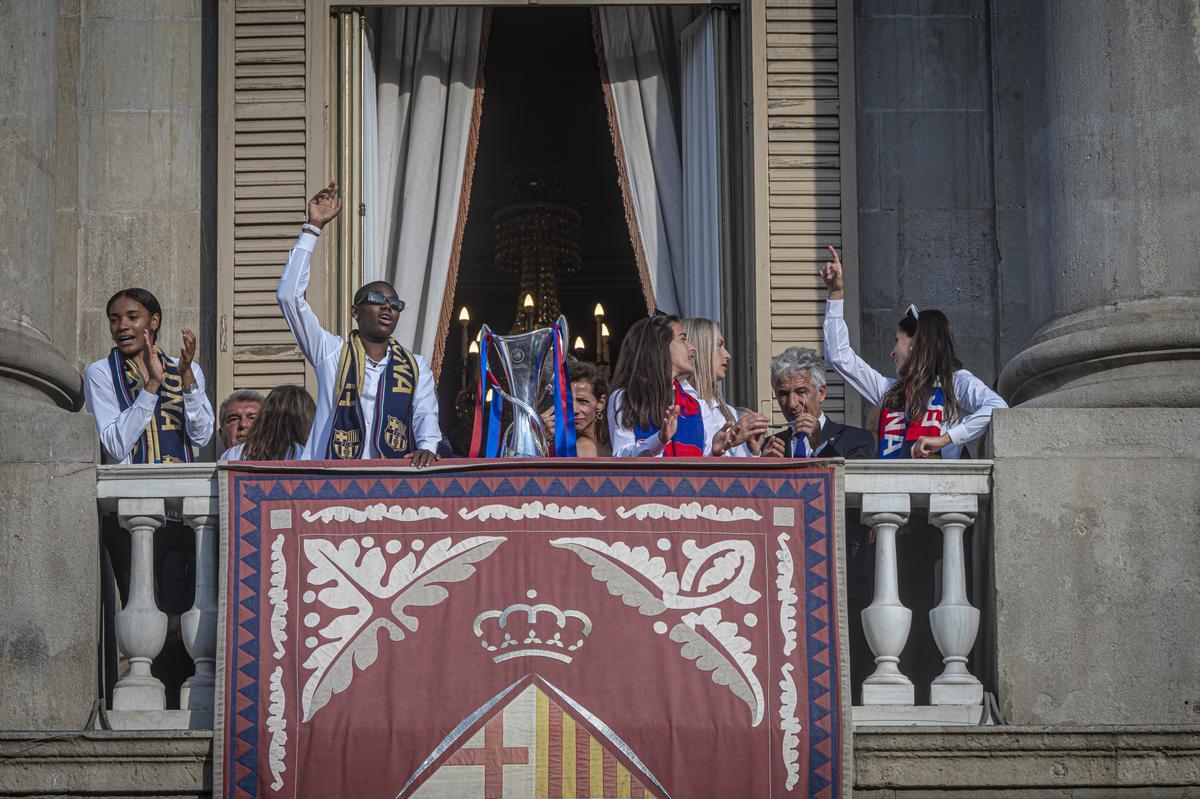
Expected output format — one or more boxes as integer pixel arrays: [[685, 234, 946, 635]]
[[301, 223, 322, 237]]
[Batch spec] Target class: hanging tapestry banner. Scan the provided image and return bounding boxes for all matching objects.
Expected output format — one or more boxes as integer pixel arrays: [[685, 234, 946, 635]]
[[216, 459, 852, 799]]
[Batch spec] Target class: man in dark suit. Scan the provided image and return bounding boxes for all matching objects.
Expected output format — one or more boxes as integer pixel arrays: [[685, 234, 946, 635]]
[[763, 346, 875, 459]]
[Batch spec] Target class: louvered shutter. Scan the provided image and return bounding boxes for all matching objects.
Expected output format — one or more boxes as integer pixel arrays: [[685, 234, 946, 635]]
[[756, 0, 860, 424], [217, 0, 314, 399]]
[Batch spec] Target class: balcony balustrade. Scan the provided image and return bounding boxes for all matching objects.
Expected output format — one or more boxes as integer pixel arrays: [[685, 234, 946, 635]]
[[95, 459, 993, 730]]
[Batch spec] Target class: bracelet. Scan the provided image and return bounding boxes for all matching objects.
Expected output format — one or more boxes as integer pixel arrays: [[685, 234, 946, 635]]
[[301, 223, 322, 237]]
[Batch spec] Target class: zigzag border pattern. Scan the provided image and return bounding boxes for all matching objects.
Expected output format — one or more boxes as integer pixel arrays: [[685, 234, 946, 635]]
[[800, 476, 840, 798], [222, 467, 841, 799], [229, 475, 265, 799]]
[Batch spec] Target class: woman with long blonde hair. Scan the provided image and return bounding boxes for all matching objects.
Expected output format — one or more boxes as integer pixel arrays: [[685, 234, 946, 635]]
[[681, 318, 769, 456]]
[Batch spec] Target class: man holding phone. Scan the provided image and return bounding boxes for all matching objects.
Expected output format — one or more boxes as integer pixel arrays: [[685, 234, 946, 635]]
[[762, 346, 875, 460]]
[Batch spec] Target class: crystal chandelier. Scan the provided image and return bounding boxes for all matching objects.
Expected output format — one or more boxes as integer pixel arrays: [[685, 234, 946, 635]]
[[493, 165, 581, 333]]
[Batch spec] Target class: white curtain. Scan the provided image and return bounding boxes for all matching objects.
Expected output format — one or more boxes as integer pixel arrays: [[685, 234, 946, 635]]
[[364, 8, 485, 362], [598, 7, 721, 322], [680, 14, 723, 324]]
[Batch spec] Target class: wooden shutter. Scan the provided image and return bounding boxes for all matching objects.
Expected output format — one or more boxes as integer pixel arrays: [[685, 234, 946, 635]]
[[752, 0, 860, 424], [217, 0, 320, 399]]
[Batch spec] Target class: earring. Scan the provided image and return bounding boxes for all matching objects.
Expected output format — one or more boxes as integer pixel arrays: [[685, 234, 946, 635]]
[[597, 409, 604, 421]]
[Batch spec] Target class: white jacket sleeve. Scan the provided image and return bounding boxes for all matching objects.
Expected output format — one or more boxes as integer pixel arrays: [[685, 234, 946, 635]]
[[277, 232, 343, 366], [182, 361, 214, 448], [823, 299, 894, 407], [607, 390, 667, 458], [84, 359, 157, 463], [947, 370, 1008, 445], [411, 354, 444, 452]]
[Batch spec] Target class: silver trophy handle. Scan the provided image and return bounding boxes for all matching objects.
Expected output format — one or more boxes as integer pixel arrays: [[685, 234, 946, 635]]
[[492, 384, 548, 455]]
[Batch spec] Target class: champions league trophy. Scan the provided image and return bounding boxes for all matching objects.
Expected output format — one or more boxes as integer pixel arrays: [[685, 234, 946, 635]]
[[470, 315, 576, 458]]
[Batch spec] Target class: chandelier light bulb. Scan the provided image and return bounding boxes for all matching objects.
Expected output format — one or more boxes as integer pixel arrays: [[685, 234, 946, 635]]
[[601, 323, 610, 338], [573, 336, 586, 351], [458, 306, 470, 322], [594, 303, 605, 319], [523, 293, 535, 309], [468, 341, 479, 355]]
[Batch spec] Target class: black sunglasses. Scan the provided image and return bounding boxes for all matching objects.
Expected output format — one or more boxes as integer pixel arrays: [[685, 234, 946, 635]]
[[358, 291, 405, 312]]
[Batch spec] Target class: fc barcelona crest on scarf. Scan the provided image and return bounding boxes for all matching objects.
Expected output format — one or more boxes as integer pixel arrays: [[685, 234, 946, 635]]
[[327, 333, 419, 460], [383, 415, 408, 453], [330, 428, 361, 460]]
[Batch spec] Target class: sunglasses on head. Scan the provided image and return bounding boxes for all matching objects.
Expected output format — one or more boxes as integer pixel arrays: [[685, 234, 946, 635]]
[[358, 291, 405, 312]]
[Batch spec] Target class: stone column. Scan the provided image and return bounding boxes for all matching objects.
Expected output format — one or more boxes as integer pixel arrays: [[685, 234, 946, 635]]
[[999, 0, 1200, 407], [0, 0, 100, 731], [990, 0, 1200, 728]]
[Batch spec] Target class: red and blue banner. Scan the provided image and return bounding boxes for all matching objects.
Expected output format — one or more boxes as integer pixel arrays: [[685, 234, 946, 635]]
[[217, 459, 852, 798]]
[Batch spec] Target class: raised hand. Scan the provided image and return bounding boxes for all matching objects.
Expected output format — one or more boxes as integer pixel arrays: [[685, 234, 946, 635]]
[[143, 329, 165, 392], [711, 421, 735, 457], [657, 404, 681, 445], [731, 411, 770, 448], [307, 182, 342, 230], [794, 411, 823, 446], [819, 244, 844, 299], [179, 328, 197, 388]]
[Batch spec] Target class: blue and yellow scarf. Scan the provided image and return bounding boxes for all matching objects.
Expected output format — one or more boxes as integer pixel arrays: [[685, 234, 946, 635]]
[[107, 348, 196, 464], [328, 333, 418, 460]]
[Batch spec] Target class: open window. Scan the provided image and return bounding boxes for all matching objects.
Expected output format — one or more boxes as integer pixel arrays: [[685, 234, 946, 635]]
[[324, 5, 752, 450]]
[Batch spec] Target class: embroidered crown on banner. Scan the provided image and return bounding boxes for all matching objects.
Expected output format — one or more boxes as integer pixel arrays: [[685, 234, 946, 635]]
[[471, 589, 592, 664]]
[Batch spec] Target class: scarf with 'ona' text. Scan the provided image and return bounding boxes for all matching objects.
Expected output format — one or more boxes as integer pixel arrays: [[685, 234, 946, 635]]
[[107, 348, 195, 464], [877, 386, 946, 459], [328, 333, 418, 460]]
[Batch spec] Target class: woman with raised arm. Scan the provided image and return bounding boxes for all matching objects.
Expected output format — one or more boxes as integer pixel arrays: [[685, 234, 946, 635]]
[[820, 246, 1007, 458], [221, 384, 315, 461], [607, 313, 738, 458], [84, 288, 214, 463], [681, 317, 770, 456]]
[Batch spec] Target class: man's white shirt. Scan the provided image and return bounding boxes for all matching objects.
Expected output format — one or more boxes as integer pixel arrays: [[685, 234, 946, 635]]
[[277, 232, 443, 460]]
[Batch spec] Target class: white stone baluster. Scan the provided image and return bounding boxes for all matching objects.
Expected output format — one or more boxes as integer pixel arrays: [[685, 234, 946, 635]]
[[860, 493, 914, 704], [113, 498, 168, 710], [929, 493, 983, 705], [181, 496, 219, 711]]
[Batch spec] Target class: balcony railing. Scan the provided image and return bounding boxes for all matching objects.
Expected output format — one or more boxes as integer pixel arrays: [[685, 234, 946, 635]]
[[845, 460, 994, 726], [95, 459, 993, 730]]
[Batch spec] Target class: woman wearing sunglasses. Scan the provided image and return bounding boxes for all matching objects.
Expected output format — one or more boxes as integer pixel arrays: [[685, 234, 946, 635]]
[[820, 245, 1007, 459], [276, 182, 444, 466]]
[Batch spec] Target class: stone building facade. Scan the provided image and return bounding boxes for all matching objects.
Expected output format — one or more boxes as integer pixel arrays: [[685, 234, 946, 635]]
[[1, 0, 1197, 795]]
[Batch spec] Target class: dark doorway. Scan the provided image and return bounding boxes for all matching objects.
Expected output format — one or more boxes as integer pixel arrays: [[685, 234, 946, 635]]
[[440, 8, 647, 451]]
